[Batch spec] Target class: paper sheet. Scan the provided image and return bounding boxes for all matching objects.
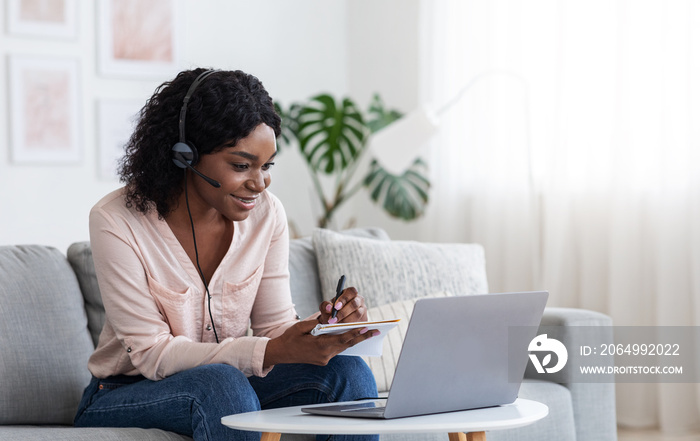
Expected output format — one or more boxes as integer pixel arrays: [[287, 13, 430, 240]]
[[310, 319, 400, 357]]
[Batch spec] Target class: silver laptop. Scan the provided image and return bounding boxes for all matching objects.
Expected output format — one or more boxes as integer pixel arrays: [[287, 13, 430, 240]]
[[302, 291, 548, 419]]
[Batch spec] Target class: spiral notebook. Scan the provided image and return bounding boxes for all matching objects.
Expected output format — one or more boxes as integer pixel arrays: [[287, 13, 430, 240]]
[[310, 319, 401, 356]]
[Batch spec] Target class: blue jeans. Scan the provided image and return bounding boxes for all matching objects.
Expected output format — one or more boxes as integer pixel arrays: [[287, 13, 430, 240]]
[[74, 356, 378, 441]]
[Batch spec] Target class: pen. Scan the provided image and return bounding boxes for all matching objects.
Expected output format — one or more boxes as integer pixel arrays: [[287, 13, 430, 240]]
[[331, 275, 346, 319]]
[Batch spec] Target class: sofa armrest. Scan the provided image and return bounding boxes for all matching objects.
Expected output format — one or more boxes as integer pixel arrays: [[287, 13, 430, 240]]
[[525, 307, 613, 382], [525, 307, 617, 441], [540, 306, 613, 327]]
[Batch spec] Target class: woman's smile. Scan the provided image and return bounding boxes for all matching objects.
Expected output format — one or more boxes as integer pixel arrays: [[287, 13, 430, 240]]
[[231, 194, 259, 209]]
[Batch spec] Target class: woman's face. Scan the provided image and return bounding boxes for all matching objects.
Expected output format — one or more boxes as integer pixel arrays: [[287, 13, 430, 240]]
[[192, 123, 277, 222]]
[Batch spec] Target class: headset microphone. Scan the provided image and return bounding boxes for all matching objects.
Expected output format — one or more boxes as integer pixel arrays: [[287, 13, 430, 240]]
[[172, 146, 221, 188]]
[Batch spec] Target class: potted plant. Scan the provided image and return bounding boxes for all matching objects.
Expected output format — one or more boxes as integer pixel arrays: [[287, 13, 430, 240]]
[[275, 94, 430, 229]]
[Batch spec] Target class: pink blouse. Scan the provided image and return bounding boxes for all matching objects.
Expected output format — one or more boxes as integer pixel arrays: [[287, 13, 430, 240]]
[[87, 187, 299, 381]]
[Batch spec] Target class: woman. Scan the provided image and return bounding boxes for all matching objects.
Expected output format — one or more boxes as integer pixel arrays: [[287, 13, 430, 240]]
[[74, 68, 379, 441]]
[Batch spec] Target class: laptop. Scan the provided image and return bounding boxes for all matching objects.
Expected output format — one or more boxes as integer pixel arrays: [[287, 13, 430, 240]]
[[302, 291, 548, 419]]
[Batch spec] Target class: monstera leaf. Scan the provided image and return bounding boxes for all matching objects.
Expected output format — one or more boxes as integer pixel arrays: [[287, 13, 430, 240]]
[[366, 94, 403, 133], [274, 101, 301, 148], [275, 93, 431, 227], [364, 158, 430, 220], [296, 94, 368, 174]]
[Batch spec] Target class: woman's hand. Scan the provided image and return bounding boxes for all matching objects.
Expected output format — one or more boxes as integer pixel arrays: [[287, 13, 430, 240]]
[[263, 318, 378, 368], [318, 287, 369, 325]]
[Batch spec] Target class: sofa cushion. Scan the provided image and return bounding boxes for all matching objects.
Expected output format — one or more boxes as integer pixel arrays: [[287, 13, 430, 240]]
[[0, 426, 192, 440], [0, 245, 94, 425], [67, 242, 103, 347], [289, 227, 390, 318], [312, 228, 489, 309], [363, 291, 451, 392]]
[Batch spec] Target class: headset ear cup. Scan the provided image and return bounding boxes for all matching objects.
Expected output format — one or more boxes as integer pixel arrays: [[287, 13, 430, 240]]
[[172, 142, 199, 168]]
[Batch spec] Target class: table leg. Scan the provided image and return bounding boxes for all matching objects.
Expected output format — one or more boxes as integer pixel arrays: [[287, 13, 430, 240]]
[[449, 432, 486, 441], [261, 432, 281, 441]]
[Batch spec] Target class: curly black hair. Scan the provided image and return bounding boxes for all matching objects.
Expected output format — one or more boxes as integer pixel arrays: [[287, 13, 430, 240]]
[[118, 68, 282, 218]]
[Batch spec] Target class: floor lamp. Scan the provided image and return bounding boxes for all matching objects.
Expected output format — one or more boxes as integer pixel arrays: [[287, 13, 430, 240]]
[[367, 69, 539, 286]]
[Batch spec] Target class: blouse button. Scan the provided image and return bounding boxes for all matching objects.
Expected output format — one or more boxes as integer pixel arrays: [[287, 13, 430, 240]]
[[206, 324, 212, 331], [126, 347, 132, 353]]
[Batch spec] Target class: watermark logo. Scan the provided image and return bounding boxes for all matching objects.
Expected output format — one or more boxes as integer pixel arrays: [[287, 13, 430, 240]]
[[528, 334, 568, 374]]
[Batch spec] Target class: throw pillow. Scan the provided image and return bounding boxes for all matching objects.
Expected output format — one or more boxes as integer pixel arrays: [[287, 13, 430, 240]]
[[289, 227, 391, 318], [312, 228, 488, 309], [0, 245, 94, 425], [363, 291, 451, 392]]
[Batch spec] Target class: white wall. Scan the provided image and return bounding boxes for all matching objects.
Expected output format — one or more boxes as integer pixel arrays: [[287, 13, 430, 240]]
[[347, 0, 421, 112], [0, 0, 352, 253], [0, 0, 427, 251], [344, 0, 428, 241]]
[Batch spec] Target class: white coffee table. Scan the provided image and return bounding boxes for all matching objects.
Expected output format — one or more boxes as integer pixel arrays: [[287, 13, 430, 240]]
[[221, 398, 548, 441]]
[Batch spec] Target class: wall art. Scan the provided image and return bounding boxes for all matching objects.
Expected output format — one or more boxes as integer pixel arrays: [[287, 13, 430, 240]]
[[9, 56, 81, 164], [7, 0, 78, 39], [97, 0, 182, 78]]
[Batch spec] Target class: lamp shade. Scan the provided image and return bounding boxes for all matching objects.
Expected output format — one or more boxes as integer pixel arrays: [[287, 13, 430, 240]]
[[367, 105, 439, 175]]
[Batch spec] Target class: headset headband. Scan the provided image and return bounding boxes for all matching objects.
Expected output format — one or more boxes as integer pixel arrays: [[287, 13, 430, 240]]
[[178, 69, 219, 143]]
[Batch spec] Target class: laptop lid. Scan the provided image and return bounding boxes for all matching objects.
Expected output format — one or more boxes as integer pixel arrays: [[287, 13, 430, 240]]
[[381, 291, 548, 419]]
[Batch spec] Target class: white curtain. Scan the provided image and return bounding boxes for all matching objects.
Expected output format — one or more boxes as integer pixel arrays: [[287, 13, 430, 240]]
[[419, 0, 700, 433]]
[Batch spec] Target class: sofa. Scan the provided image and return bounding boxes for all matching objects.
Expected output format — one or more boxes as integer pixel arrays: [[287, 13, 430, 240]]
[[0, 227, 617, 441]]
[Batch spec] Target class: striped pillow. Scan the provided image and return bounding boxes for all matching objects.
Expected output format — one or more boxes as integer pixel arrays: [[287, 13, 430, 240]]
[[362, 291, 452, 392], [312, 227, 488, 308]]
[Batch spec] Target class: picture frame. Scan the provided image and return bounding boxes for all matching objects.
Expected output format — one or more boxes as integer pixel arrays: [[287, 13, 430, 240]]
[[6, 0, 78, 39], [97, 0, 182, 78], [8, 56, 81, 164], [97, 99, 143, 180]]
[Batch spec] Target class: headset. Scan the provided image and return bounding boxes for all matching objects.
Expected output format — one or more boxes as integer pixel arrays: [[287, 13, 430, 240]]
[[171, 69, 222, 188], [172, 69, 222, 342]]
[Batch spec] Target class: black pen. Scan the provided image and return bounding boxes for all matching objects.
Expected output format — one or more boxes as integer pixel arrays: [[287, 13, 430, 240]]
[[331, 275, 346, 319]]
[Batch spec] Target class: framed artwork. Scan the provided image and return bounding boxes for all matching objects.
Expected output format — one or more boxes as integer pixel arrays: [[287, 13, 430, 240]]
[[97, 0, 182, 78], [8, 56, 81, 164], [6, 0, 78, 39], [97, 99, 142, 180]]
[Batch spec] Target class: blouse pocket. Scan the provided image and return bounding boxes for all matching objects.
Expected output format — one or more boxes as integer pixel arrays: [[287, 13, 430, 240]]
[[146, 275, 200, 339], [221, 264, 264, 338]]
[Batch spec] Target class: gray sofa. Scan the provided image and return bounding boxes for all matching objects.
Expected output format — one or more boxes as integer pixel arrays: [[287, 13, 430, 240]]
[[0, 227, 617, 441]]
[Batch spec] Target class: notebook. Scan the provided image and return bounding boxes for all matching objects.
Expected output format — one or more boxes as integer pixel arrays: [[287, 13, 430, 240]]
[[310, 319, 401, 356], [302, 291, 549, 419]]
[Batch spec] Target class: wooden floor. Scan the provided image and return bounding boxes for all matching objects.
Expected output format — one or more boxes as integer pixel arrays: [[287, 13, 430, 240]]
[[618, 428, 700, 441]]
